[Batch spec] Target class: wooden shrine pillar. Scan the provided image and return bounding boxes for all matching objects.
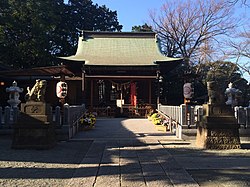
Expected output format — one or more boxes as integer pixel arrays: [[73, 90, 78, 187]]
[[148, 80, 152, 104], [81, 71, 85, 92], [90, 79, 94, 112]]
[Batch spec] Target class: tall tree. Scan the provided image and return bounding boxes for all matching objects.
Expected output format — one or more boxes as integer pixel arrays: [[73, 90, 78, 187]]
[[0, 0, 122, 69], [64, 0, 122, 32], [0, 0, 64, 68], [56, 0, 122, 56], [132, 23, 153, 32], [149, 0, 237, 65]]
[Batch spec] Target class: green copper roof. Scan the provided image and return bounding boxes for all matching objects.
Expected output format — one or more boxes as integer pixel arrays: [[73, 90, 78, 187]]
[[60, 32, 181, 66]]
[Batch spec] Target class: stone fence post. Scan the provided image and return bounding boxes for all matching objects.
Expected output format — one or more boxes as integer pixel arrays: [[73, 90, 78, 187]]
[[235, 106, 245, 125], [13, 106, 19, 124], [62, 103, 71, 139], [63, 103, 70, 126], [4, 106, 11, 126], [247, 107, 250, 128], [55, 106, 61, 126], [176, 104, 186, 139], [235, 106, 250, 128], [0, 107, 2, 126]]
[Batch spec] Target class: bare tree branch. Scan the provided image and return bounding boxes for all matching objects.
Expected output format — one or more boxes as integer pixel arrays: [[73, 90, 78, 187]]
[[149, 0, 238, 65], [227, 0, 250, 6], [225, 26, 250, 75]]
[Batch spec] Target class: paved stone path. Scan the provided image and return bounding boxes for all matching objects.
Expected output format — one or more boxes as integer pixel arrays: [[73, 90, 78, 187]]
[[1, 118, 250, 186], [69, 119, 196, 186], [70, 118, 250, 187]]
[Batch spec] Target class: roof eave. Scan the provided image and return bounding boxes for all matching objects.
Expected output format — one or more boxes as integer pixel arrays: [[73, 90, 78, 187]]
[[153, 58, 183, 64], [58, 56, 85, 62]]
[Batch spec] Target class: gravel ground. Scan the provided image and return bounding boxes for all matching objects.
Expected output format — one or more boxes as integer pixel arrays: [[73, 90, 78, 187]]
[[0, 136, 93, 187]]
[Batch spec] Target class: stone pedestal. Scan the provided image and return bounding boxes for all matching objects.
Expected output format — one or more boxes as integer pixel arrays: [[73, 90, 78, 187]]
[[196, 104, 241, 149], [12, 102, 56, 149]]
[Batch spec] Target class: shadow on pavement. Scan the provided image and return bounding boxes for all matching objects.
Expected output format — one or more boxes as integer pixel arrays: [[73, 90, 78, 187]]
[[0, 118, 250, 186]]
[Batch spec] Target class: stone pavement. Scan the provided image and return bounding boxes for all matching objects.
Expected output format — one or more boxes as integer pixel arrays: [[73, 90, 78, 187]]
[[1, 118, 250, 186]]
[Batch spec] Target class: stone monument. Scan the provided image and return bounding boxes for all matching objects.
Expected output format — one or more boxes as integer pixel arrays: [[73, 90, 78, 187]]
[[196, 81, 241, 149], [12, 79, 56, 149]]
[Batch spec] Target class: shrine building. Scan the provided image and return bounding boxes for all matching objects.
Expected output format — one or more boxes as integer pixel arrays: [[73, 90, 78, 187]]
[[60, 31, 182, 116]]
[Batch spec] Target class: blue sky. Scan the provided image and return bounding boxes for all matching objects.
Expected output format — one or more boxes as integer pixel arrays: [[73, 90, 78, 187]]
[[92, 0, 250, 32], [92, 0, 164, 31]]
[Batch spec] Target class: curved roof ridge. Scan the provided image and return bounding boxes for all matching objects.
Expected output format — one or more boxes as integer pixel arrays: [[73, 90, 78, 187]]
[[59, 31, 182, 65]]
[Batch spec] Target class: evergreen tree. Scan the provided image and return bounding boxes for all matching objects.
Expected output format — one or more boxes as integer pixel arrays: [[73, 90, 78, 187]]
[[132, 23, 153, 32], [0, 0, 122, 68]]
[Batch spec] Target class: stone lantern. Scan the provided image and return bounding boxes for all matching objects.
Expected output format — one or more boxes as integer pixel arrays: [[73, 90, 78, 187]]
[[225, 82, 242, 107], [6, 81, 23, 108]]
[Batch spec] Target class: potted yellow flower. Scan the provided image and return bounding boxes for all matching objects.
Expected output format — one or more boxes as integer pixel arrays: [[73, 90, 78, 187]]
[[79, 112, 96, 131]]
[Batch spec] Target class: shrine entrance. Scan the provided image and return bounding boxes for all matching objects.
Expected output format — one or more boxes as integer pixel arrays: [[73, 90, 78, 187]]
[[85, 77, 156, 118]]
